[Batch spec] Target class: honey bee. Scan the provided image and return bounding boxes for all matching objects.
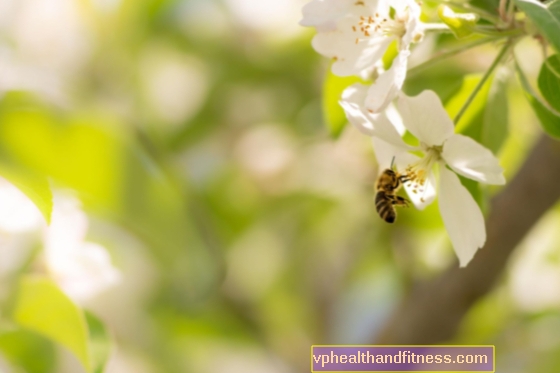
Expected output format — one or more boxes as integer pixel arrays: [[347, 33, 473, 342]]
[[375, 161, 410, 223]]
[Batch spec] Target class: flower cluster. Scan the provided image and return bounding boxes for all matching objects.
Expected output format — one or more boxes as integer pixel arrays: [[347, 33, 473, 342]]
[[0, 179, 120, 303], [301, 0, 506, 266], [301, 0, 424, 112]]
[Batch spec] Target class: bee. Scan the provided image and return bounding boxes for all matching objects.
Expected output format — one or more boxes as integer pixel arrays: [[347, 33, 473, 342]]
[[375, 160, 410, 223]]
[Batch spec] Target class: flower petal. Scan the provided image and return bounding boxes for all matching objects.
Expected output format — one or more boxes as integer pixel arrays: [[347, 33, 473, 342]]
[[385, 103, 406, 136], [340, 84, 411, 149], [397, 90, 455, 146], [365, 50, 410, 113], [438, 165, 486, 267], [371, 136, 406, 170], [50, 242, 121, 304], [300, 0, 355, 31], [401, 0, 423, 47], [442, 134, 506, 185], [45, 196, 88, 255], [0, 177, 43, 233], [300, 0, 381, 31], [312, 16, 393, 77]]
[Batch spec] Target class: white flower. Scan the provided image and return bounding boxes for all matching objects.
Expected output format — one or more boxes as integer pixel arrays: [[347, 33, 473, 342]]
[[44, 196, 120, 304], [342, 89, 506, 267], [301, 0, 424, 112], [0, 177, 43, 280], [0, 177, 43, 233]]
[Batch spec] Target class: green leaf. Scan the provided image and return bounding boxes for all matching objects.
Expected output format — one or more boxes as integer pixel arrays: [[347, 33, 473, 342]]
[[526, 94, 560, 138], [0, 329, 56, 373], [538, 54, 560, 112], [0, 103, 123, 211], [482, 70, 510, 153], [0, 161, 52, 224], [13, 277, 91, 372], [322, 68, 364, 138], [85, 311, 112, 373], [515, 0, 560, 53], [516, 61, 560, 138], [404, 68, 465, 101], [551, 0, 560, 16], [445, 74, 493, 138], [469, 0, 500, 16], [438, 5, 479, 38]]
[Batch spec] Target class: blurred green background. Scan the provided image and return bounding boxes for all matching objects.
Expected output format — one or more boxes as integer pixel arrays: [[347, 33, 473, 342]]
[[0, 0, 559, 372]]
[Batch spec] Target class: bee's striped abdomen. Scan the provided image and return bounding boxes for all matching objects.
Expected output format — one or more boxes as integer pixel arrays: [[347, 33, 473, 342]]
[[375, 191, 396, 223]]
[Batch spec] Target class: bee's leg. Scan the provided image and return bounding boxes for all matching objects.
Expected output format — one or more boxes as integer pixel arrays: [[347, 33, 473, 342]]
[[392, 195, 410, 207], [386, 195, 398, 201], [398, 175, 411, 184]]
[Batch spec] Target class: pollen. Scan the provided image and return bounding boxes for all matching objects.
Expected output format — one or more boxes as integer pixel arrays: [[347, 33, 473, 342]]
[[412, 31, 424, 43], [352, 9, 407, 39]]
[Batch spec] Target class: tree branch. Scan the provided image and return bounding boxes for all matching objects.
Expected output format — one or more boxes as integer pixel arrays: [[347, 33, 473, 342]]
[[375, 134, 560, 344]]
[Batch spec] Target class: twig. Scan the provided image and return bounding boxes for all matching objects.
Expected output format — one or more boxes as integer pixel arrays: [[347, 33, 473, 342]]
[[454, 41, 511, 124]]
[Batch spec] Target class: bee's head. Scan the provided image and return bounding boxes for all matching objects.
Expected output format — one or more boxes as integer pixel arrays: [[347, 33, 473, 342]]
[[384, 169, 396, 177]]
